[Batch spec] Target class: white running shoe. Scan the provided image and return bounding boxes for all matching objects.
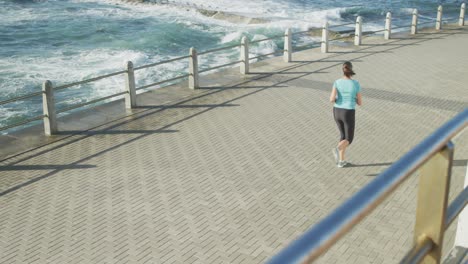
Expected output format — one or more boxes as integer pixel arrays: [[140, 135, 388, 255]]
[[337, 160, 348, 168]]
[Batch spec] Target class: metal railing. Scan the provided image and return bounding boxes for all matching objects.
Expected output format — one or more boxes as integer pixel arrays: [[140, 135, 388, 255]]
[[55, 91, 128, 114], [135, 74, 190, 91], [1, 3, 465, 135], [199, 60, 242, 73], [0, 91, 45, 132], [249, 50, 284, 61], [268, 109, 468, 264]]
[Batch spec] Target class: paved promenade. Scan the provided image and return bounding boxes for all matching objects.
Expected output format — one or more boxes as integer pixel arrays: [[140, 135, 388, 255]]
[[1, 26, 467, 264]]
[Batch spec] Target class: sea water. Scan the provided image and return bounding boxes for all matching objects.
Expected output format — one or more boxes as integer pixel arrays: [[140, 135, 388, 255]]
[[0, 0, 463, 132]]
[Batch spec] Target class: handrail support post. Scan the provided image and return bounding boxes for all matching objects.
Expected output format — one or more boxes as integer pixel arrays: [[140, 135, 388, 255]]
[[454, 161, 468, 247], [413, 142, 454, 263], [241, 37, 250, 74], [436, 5, 443, 30], [385, 12, 392, 40], [125, 61, 137, 109], [321, 22, 329, 53], [411, 9, 419, 34], [42, 80, 58, 135], [284, 28, 292, 62], [354, 16, 362, 46], [460, 3, 466, 26], [189, 47, 199, 89]]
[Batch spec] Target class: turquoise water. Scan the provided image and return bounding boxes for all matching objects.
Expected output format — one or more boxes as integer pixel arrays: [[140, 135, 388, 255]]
[[0, 0, 464, 132]]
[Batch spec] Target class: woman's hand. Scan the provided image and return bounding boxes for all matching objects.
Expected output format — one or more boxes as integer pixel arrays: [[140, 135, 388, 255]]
[[356, 93, 362, 106], [329, 87, 337, 103]]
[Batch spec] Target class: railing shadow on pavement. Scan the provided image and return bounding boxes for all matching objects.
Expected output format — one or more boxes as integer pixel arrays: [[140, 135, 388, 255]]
[[2, 3, 466, 136], [197, 85, 289, 90], [0, 29, 451, 162], [204, 37, 465, 112], [133, 104, 240, 109], [0, 85, 253, 163], [0, 164, 97, 171], [55, 129, 179, 136], [1, 30, 461, 172], [0, 81, 279, 197], [1, 25, 466, 197]]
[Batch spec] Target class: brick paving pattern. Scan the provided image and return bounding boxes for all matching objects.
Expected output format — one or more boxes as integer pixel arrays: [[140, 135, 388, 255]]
[[1, 26, 467, 263]]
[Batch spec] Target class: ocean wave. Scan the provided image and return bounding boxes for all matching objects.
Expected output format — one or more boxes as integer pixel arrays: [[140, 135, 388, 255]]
[[2, 0, 463, 132]]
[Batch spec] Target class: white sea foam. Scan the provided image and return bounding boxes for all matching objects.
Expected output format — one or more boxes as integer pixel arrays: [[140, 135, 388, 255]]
[[0, 1, 347, 99], [133, 54, 188, 92], [4, 0, 454, 132], [0, 0, 343, 101], [400, 8, 416, 14], [0, 49, 145, 101], [221, 31, 247, 44], [71, 0, 348, 29], [162, 0, 286, 16]]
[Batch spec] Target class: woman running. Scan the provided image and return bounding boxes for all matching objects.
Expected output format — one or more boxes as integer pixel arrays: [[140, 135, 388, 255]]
[[329, 61, 362, 168]]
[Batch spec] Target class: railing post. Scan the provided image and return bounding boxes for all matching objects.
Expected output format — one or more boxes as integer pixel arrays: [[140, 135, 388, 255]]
[[411, 9, 419, 34], [125, 61, 137, 109], [189, 47, 199, 89], [454, 161, 468, 247], [283, 28, 292, 62], [321, 22, 329, 53], [354, 16, 362, 46], [460, 3, 466, 26], [385, 12, 392, 40], [240, 36, 249, 74], [436, 5, 443, 30], [413, 142, 454, 264], [42, 80, 57, 135]]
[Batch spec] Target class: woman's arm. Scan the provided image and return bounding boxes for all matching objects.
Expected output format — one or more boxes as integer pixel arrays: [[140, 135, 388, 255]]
[[356, 92, 362, 106], [329, 87, 337, 103]]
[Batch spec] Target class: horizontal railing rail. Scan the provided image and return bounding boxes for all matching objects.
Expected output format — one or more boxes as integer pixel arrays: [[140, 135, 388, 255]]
[[401, 185, 468, 264], [1, 3, 465, 135], [0, 91, 43, 107], [135, 74, 190, 91], [329, 22, 355, 28], [362, 27, 385, 36], [400, 236, 435, 264], [249, 50, 284, 61], [445, 186, 468, 227], [419, 20, 436, 25], [294, 43, 321, 50], [56, 91, 128, 114], [292, 21, 355, 37], [268, 109, 468, 264], [133, 55, 190, 71], [197, 44, 239, 56], [329, 34, 354, 41], [442, 17, 460, 22], [390, 24, 413, 30], [0, 114, 45, 132], [249, 34, 284, 44], [198, 60, 242, 74], [54, 70, 127, 91], [419, 16, 437, 20], [292, 29, 312, 35]]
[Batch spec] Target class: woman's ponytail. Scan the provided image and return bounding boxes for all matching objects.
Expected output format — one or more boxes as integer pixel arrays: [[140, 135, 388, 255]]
[[343, 61, 355, 77]]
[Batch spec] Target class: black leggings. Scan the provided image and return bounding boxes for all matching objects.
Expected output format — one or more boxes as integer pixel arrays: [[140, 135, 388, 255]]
[[333, 107, 355, 144]]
